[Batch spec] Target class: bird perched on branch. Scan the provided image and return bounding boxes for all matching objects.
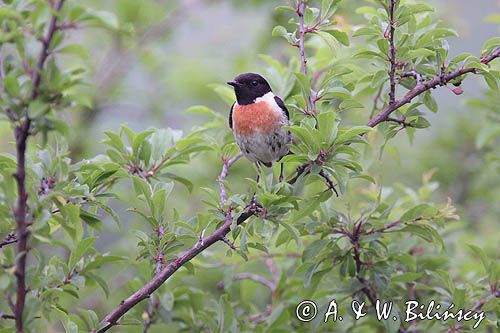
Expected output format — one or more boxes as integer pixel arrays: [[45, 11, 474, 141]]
[[227, 73, 291, 182]]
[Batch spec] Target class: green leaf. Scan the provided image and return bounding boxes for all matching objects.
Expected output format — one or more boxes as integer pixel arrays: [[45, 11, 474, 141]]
[[28, 100, 50, 118], [325, 29, 349, 46], [317, 110, 338, 145], [69, 237, 98, 269], [407, 48, 434, 59], [185, 105, 215, 116], [80, 210, 102, 230], [272, 25, 288, 38], [391, 272, 424, 283], [86, 271, 110, 297], [84, 9, 119, 30], [0, 7, 22, 20], [483, 72, 498, 90], [303, 239, 330, 262], [422, 91, 438, 113], [4, 75, 20, 97], [57, 44, 90, 58], [294, 72, 311, 96], [400, 204, 436, 222], [335, 126, 372, 143], [275, 6, 295, 14], [466, 244, 490, 272], [161, 172, 193, 192]]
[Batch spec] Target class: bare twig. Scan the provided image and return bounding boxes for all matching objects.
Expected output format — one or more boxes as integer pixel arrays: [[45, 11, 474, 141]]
[[249, 305, 272, 323], [319, 169, 339, 197], [221, 236, 236, 250], [233, 273, 275, 291], [369, 83, 385, 119], [227, 258, 279, 323], [154, 226, 166, 275], [296, 0, 317, 115], [385, 117, 412, 127], [142, 297, 159, 333], [399, 69, 423, 83], [218, 152, 243, 205], [363, 220, 401, 235], [265, 257, 279, 287]]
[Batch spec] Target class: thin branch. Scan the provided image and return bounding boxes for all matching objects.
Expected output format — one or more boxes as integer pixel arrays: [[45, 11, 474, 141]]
[[218, 152, 243, 205], [469, 289, 499, 313], [319, 169, 339, 197], [226, 258, 278, 323], [13, 2, 66, 331], [363, 220, 401, 235], [0, 313, 15, 320], [249, 305, 272, 323], [399, 69, 423, 83], [233, 273, 275, 291], [142, 297, 159, 333], [289, 48, 499, 185], [93, 153, 262, 332], [387, 0, 397, 105], [369, 83, 385, 119], [385, 117, 412, 127], [154, 226, 165, 275], [4, 291, 15, 314], [367, 47, 500, 127], [297, 0, 307, 77], [264, 257, 279, 287], [0, 232, 17, 249], [296, 0, 316, 115], [349, 222, 406, 333], [448, 288, 499, 332]]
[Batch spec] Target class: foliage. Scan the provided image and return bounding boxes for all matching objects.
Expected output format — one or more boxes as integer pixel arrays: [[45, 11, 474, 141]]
[[0, 0, 498, 332]]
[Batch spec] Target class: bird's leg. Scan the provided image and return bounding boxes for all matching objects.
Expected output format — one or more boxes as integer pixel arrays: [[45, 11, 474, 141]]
[[251, 163, 261, 204], [279, 162, 284, 183]]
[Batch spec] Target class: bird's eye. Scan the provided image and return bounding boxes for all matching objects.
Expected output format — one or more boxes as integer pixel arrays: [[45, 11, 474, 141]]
[[251, 80, 258, 86]]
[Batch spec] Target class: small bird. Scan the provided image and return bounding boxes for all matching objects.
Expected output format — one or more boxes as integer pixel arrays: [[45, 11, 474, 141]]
[[227, 73, 291, 182]]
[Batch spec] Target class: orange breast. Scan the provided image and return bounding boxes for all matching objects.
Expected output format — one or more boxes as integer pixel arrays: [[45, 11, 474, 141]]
[[232, 102, 281, 135]]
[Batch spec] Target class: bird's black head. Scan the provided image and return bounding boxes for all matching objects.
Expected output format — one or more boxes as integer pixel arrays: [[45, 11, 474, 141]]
[[227, 73, 272, 105]]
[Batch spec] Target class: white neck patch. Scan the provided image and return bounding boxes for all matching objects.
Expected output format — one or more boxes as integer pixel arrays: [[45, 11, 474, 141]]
[[254, 92, 281, 114]]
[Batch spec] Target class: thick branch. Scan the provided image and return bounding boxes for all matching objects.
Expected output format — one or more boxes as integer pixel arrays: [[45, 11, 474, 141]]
[[94, 154, 261, 332], [367, 47, 500, 127], [13, 2, 66, 332]]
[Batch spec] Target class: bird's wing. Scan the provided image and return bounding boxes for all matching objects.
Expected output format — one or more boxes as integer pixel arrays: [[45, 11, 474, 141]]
[[274, 96, 289, 120], [229, 102, 235, 129]]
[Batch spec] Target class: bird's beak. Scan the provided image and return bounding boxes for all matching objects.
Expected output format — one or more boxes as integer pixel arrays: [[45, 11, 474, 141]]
[[227, 81, 239, 87]]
